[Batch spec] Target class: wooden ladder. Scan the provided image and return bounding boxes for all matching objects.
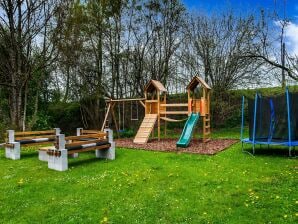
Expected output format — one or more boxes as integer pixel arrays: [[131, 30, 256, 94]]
[[203, 114, 211, 142], [133, 114, 158, 144]]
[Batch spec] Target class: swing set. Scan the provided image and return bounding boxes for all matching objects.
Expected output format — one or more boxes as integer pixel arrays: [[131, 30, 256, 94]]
[[101, 98, 145, 136]]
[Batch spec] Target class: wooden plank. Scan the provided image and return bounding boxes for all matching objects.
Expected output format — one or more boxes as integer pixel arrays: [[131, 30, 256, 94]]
[[145, 114, 158, 117], [139, 100, 145, 108], [39, 146, 55, 151], [15, 130, 55, 136], [135, 133, 152, 138], [101, 102, 111, 131], [65, 133, 106, 141], [66, 139, 106, 148], [139, 123, 153, 126], [21, 141, 54, 146], [145, 100, 158, 103], [160, 111, 188, 115], [133, 114, 157, 144], [160, 103, 188, 107], [133, 138, 147, 143], [138, 127, 152, 131], [67, 144, 110, 154], [108, 98, 146, 102], [15, 135, 56, 141], [82, 130, 101, 134]]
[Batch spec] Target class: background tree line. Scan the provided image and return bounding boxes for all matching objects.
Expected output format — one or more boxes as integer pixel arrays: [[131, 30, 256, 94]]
[[0, 0, 297, 133]]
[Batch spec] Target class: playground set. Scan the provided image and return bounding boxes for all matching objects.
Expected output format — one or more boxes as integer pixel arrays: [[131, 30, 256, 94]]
[[102, 76, 211, 147]]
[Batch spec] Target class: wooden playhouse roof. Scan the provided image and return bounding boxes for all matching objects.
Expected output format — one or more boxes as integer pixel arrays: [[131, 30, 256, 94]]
[[144, 80, 167, 93], [186, 76, 211, 91]]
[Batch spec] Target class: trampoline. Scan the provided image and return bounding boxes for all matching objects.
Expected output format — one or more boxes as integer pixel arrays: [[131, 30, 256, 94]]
[[240, 88, 298, 156]]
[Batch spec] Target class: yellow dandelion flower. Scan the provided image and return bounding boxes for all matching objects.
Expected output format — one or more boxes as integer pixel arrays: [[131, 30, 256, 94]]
[[18, 178, 24, 184]]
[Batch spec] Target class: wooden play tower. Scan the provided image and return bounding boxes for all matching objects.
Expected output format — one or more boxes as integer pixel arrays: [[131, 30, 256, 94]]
[[186, 76, 211, 142], [133, 76, 211, 144]]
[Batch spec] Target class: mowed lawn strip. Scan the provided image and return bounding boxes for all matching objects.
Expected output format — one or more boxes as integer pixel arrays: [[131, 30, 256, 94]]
[[0, 131, 297, 223]]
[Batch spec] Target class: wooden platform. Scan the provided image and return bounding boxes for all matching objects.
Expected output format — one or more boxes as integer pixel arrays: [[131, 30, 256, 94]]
[[133, 114, 158, 144]]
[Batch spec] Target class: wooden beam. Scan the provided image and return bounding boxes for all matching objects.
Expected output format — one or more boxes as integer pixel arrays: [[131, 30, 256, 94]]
[[157, 90, 160, 141], [66, 139, 106, 148], [107, 98, 146, 102], [14, 130, 55, 136], [65, 133, 106, 141], [21, 141, 55, 147], [160, 111, 188, 115], [66, 144, 110, 154], [139, 100, 145, 108], [15, 135, 55, 140], [160, 103, 188, 107], [81, 130, 101, 134], [101, 102, 111, 131], [111, 105, 120, 138]]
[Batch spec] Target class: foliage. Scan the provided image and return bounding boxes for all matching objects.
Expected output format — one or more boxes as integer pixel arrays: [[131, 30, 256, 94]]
[[0, 129, 296, 223], [29, 113, 52, 131], [47, 102, 82, 135], [119, 129, 135, 138]]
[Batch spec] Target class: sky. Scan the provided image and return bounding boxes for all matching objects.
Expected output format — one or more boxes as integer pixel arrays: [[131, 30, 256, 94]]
[[182, 0, 298, 55]]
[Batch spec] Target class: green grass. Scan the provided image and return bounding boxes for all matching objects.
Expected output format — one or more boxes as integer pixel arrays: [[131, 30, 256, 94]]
[[0, 129, 297, 223]]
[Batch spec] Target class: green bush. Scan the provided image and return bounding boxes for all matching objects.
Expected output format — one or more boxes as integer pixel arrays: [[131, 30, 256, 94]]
[[119, 129, 135, 138], [30, 113, 52, 130], [47, 102, 83, 135]]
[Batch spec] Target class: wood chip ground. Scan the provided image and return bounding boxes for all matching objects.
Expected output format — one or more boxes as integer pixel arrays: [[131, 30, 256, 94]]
[[115, 138, 238, 155]]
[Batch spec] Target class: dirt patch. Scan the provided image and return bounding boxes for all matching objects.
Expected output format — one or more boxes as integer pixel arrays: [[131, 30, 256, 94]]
[[115, 138, 238, 155]]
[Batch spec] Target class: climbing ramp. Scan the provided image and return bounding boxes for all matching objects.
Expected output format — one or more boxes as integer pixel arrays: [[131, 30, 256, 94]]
[[133, 114, 158, 144]]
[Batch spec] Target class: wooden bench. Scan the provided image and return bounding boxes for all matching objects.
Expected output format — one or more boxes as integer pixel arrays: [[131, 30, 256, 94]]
[[38, 128, 104, 162], [4, 129, 60, 160], [47, 128, 115, 171]]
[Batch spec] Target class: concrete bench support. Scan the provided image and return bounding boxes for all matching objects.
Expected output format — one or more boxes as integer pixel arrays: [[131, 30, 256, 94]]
[[38, 150, 48, 162], [47, 134, 68, 171], [5, 128, 61, 160], [5, 130, 20, 160], [96, 129, 115, 160], [5, 142, 20, 160]]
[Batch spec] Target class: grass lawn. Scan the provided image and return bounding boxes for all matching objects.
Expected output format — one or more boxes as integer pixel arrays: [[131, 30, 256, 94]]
[[0, 129, 297, 223]]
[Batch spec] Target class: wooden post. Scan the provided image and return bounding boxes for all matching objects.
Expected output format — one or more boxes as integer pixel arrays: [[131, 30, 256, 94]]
[[144, 91, 147, 115], [187, 89, 191, 114], [164, 94, 167, 138], [111, 103, 120, 138], [101, 102, 111, 131], [157, 90, 160, 141]]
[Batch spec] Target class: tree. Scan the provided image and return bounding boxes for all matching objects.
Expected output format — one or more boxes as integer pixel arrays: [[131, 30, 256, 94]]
[[184, 11, 264, 93], [0, 0, 64, 129]]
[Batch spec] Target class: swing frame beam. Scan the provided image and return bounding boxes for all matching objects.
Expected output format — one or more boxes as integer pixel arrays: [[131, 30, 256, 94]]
[[101, 98, 146, 133]]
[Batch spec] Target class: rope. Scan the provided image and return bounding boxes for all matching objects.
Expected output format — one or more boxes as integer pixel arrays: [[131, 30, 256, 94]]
[[160, 117, 188, 122]]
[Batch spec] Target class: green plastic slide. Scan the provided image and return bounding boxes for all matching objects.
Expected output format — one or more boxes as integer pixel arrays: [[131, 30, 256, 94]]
[[176, 113, 200, 148]]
